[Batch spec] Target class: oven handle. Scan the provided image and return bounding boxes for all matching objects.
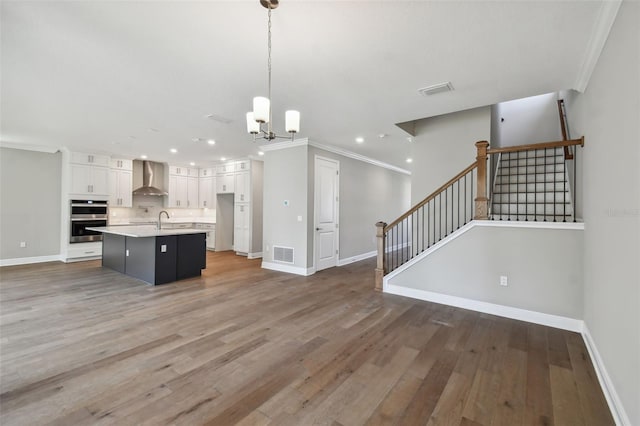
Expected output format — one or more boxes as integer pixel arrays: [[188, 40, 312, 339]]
[[71, 217, 108, 221]]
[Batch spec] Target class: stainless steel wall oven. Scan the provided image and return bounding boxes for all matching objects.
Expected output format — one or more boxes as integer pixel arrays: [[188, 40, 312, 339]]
[[70, 200, 108, 243]]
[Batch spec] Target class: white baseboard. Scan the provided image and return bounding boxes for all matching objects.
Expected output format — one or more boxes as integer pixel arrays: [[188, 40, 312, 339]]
[[337, 250, 377, 267], [261, 261, 315, 276], [0, 254, 62, 267], [247, 252, 263, 259], [383, 283, 584, 333], [582, 324, 631, 426]]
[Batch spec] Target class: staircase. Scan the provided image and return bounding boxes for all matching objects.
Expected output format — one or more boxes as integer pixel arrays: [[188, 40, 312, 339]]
[[374, 136, 583, 291], [490, 146, 574, 222]]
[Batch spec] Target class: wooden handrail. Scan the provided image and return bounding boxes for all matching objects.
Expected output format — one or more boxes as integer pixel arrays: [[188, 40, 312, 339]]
[[486, 137, 583, 155], [384, 161, 477, 232]]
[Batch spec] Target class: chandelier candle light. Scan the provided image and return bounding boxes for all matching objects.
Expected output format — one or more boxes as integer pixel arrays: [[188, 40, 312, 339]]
[[246, 0, 300, 141]]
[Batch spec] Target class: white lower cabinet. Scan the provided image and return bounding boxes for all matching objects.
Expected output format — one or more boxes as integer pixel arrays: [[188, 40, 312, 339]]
[[197, 223, 216, 250], [233, 203, 249, 254], [66, 242, 102, 261]]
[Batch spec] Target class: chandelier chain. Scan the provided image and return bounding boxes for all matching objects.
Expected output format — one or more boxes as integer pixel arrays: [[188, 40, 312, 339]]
[[267, 6, 272, 133]]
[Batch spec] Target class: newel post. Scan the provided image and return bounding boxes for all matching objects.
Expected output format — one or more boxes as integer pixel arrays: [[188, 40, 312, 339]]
[[374, 221, 387, 292], [474, 140, 490, 220]]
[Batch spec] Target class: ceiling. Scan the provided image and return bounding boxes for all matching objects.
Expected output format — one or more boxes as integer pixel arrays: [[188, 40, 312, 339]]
[[0, 1, 611, 169]]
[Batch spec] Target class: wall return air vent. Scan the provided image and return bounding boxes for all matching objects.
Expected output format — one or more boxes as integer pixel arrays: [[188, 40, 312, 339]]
[[273, 246, 294, 264], [418, 81, 454, 96]]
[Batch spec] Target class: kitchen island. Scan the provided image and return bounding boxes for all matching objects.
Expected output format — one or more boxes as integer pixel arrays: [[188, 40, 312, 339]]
[[88, 226, 206, 285]]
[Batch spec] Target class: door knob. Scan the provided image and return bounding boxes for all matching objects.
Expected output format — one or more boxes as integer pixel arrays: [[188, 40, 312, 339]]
[[316, 227, 321, 231]]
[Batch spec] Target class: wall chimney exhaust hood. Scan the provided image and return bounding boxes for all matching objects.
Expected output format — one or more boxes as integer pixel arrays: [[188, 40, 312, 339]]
[[132, 160, 168, 196]]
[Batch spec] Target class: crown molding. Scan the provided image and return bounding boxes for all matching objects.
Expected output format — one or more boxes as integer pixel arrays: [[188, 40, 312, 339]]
[[259, 137, 309, 152], [259, 137, 411, 175], [0, 141, 60, 154], [308, 141, 411, 175], [574, 0, 622, 93]]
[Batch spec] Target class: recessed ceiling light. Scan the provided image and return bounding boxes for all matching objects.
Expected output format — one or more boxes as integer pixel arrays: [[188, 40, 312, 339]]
[[379, 133, 387, 138], [258, 151, 264, 156], [140, 154, 148, 159], [355, 137, 364, 144], [190, 162, 195, 166], [407, 137, 413, 143], [220, 157, 226, 161], [208, 139, 216, 145], [170, 148, 178, 154], [406, 158, 413, 163]]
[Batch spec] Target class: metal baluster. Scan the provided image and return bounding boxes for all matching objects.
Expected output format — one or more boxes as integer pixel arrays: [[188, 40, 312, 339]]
[[553, 148, 557, 222], [574, 147, 578, 222]]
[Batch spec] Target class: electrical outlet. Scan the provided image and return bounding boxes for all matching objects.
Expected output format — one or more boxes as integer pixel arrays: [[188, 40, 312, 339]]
[[126, 249, 130, 257], [19, 241, 26, 248], [161, 244, 167, 253], [500, 276, 508, 286]]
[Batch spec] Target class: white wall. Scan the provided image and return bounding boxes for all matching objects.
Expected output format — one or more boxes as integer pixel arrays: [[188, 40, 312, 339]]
[[564, 2, 639, 424], [0, 148, 62, 260], [387, 225, 584, 320], [307, 146, 411, 263], [491, 92, 563, 148], [410, 106, 491, 204], [262, 144, 310, 271]]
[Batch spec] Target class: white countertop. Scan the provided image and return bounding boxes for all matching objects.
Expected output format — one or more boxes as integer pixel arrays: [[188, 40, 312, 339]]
[[109, 217, 216, 225], [87, 226, 207, 238]]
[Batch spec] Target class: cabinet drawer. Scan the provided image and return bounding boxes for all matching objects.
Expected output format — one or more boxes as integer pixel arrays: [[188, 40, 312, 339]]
[[67, 243, 102, 259]]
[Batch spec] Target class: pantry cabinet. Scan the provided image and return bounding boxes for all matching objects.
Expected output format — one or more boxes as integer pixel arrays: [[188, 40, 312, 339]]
[[167, 166, 199, 208]]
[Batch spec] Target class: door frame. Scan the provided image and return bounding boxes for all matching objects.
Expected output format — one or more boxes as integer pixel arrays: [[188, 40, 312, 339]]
[[313, 155, 340, 271]]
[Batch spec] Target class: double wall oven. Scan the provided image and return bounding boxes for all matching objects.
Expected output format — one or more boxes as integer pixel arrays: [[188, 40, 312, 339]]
[[70, 200, 108, 243]]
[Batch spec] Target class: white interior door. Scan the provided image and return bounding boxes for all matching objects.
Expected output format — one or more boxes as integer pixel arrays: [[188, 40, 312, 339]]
[[314, 156, 339, 271]]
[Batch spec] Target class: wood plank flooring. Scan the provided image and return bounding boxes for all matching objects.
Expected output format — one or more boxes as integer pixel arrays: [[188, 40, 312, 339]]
[[0, 252, 614, 425]]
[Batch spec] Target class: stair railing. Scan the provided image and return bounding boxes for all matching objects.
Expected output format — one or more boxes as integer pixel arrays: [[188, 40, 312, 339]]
[[375, 137, 584, 291], [374, 141, 488, 290]]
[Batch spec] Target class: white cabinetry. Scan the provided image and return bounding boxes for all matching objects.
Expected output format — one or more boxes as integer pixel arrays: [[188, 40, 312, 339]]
[[197, 223, 216, 250], [235, 171, 250, 203], [109, 158, 133, 207], [187, 177, 199, 208], [109, 169, 133, 207], [233, 203, 249, 253], [71, 152, 110, 167], [70, 163, 110, 196], [199, 176, 216, 209], [217, 172, 235, 194], [168, 166, 199, 208]]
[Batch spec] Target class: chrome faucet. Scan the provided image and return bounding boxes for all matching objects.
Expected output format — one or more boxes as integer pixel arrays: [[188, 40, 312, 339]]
[[158, 210, 170, 230]]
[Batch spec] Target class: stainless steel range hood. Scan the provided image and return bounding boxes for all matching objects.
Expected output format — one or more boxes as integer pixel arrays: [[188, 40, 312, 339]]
[[132, 161, 168, 196]]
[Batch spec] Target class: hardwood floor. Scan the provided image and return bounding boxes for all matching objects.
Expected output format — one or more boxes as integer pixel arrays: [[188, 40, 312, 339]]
[[0, 252, 613, 425]]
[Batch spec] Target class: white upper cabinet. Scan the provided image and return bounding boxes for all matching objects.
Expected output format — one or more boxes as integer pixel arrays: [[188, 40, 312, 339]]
[[71, 152, 110, 167], [70, 163, 110, 196], [109, 168, 132, 207], [110, 159, 133, 170], [199, 176, 216, 209], [235, 171, 250, 202]]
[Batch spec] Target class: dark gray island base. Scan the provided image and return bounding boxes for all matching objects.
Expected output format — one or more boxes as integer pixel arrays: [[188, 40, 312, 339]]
[[93, 228, 206, 285]]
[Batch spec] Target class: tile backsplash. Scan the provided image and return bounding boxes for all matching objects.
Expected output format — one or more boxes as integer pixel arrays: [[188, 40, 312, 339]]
[[109, 195, 215, 223]]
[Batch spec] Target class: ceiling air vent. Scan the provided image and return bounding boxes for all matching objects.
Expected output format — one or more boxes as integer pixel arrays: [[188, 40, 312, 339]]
[[273, 246, 294, 264], [418, 81, 454, 96], [206, 113, 233, 124]]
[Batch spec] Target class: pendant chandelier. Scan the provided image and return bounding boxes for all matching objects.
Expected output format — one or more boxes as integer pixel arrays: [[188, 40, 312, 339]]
[[246, 0, 300, 141]]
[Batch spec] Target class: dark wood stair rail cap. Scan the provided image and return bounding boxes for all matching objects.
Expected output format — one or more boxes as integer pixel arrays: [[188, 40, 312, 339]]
[[486, 136, 584, 155]]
